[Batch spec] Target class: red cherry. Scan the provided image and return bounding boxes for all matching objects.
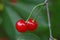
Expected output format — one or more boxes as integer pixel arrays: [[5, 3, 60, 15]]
[[16, 19, 27, 32], [27, 18, 38, 31]]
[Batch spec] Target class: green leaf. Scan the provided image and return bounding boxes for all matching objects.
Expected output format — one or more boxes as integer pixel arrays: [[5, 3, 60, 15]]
[[3, 6, 22, 40], [17, 32, 40, 40], [49, 0, 60, 39], [0, 16, 2, 24]]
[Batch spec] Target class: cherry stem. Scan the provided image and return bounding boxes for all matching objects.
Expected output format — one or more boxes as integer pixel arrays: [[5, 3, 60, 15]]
[[45, 0, 53, 40], [34, 6, 44, 21], [26, 2, 45, 22]]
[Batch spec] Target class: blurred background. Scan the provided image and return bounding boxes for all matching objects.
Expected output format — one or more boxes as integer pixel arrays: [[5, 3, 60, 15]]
[[0, 0, 60, 40]]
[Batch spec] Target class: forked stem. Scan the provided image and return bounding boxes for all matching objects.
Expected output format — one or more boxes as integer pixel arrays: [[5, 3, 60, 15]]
[[26, 0, 53, 40], [33, 6, 44, 21], [26, 2, 45, 22]]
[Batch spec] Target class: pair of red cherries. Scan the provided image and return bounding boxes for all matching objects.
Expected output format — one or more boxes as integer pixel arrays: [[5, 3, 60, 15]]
[[16, 18, 37, 32]]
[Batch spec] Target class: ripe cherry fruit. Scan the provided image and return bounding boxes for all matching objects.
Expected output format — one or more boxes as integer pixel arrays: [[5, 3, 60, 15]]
[[27, 18, 38, 31], [16, 19, 27, 32]]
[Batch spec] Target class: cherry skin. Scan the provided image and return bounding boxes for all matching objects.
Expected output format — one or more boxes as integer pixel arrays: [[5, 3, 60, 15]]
[[27, 18, 38, 31], [16, 19, 27, 32]]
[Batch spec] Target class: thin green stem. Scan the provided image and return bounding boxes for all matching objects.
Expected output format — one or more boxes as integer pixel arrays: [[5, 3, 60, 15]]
[[26, 2, 45, 22], [34, 6, 44, 20]]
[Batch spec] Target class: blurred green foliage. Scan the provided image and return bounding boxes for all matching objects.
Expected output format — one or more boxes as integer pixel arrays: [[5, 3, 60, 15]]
[[0, 0, 60, 40]]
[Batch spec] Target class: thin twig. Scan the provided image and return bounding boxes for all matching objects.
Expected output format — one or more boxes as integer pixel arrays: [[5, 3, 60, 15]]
[[45, 0, 53, 40]]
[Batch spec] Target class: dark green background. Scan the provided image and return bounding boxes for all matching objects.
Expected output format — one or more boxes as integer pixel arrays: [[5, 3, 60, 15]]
[[0, 0, 60, 40]]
